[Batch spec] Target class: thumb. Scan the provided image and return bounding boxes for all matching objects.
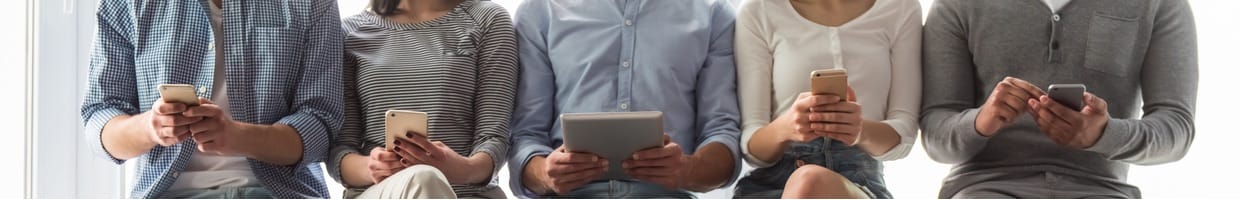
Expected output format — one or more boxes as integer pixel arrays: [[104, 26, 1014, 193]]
[[846, 86, 858, 102], [1082, 93, 1108, 115]]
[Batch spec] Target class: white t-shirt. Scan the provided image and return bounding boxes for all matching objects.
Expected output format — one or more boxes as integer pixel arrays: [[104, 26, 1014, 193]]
[[734, 0, 923, 167], [167, 0, 260, 191], [1043, 0, 1072, 12]]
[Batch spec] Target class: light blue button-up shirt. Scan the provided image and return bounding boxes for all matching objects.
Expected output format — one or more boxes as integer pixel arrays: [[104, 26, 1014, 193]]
[[507, 0, 741, 198]]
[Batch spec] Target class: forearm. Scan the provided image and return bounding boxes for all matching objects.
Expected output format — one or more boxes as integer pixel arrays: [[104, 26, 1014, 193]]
[[340, 153, 374, 187], [100, 114, 155, 160], [521, 156, 551, 194], [747, 119, 790, 165], [240, 123, 303, 166], [857, 120, 900, 157], [682, 142, 734, 192], [448, 152, 496, 185]]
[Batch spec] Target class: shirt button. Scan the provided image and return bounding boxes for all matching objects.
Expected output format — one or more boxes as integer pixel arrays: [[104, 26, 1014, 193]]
[[198, 86, 207, 94], [171, 172, 180, 177], [625, 19, 633, 26], [1052, 14, 1060, 22], [208, 42, 215, 51], [622, 61, 630, 68], [1051, 41, 1060, 49], [620, 103, 629, 110]]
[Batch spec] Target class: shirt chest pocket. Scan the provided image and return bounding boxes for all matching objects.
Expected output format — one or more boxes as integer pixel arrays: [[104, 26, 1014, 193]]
[[1084, 13, 1139, 78]]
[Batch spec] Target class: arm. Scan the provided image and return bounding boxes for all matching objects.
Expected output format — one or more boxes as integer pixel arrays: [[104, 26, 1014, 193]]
[[733, 0, 785, 168], [83, 0, 145, 163], [508, 1, 558, 197], [329, 47, 372, 186], [1084, 0, 1197, 165], [682, 2, 742, 192], [919, 0, 990, 165], [858, 1, 923, 161], [255, 0, 344, 166], [462, 8, 519, 185]]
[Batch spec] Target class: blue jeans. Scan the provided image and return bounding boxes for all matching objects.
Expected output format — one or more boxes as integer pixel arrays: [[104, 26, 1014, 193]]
[[734, 138, 891, 199], [543, 180, 693, 199], [157, 186, 273, 199]]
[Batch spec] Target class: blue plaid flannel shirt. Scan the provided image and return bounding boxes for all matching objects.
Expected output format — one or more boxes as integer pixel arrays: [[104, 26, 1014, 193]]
[[80, 0, 342, 198]]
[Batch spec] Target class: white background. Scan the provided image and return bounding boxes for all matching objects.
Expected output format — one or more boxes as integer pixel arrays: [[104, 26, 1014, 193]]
[[0, 0, 1237, 198]]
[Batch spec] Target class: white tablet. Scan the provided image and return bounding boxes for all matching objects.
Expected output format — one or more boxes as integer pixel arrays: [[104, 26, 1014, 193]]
[[560, 111, 665, 181]]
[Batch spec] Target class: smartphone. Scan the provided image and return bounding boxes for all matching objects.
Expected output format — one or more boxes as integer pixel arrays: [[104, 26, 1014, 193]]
[[810, 69, 848, 98], [384, 110, 429, 150], [1047, 84, 1087, 111], [157, 84, 200, 106]]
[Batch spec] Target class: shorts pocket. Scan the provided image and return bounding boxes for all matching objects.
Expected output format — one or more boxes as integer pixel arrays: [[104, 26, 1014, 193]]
[[1084, 13, 1139, 77]]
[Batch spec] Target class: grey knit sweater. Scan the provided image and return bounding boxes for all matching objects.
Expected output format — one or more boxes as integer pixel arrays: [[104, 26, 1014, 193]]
[[920, 0, 1197, 198]]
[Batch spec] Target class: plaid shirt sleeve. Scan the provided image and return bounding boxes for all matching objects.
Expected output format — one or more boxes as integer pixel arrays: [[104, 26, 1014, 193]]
[[81, 0, 138, 164]]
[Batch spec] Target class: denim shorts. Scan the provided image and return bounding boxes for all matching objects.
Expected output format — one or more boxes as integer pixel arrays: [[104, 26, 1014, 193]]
[[734, 138, 891, 199]]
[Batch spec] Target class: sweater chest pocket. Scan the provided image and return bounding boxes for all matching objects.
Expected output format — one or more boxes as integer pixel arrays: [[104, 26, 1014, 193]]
[[1084, 13, 1138, 78]]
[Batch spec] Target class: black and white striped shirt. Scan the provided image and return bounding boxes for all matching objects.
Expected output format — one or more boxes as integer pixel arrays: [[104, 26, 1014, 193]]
[[327, 0, 517, 197]]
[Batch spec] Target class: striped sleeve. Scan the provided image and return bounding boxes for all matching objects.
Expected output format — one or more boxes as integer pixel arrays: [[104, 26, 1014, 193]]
[[468, 6, 519, 186]]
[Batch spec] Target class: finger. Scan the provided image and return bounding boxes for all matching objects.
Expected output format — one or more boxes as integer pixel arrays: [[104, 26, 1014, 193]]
[[152, 114, 204, 127], [811, 95, 843, 106], [631, 145, 677, 161], [809, 123, 861, 135], [182, 103, 224, 118], [394, 144, 433, 163], [399, 135, 438, 157], [1004, 77, 1046, 97], [1039, 96, 1083, 126], [1082, 93, 1109, 115], [553, 151, 603, 164], [846, 86, 857, 102], [808, 112, 861, 125], [810, 102, 860, 114], [997, 81, 1031, 101], [547, 161, 608, 177], [191, 131, 217, 144], [990, 103, 1019, 123], [153, 100, 189, 115], [372, 148, 400, 162], [187, 118, 220, 134]]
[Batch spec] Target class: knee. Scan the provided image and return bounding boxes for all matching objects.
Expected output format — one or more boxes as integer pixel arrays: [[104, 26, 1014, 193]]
[[784, 165, 852, 198], [398, 164, 450, 186]]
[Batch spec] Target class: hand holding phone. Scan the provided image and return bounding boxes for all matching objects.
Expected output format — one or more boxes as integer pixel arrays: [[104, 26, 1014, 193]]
[[810, 69, 848, 99], [1047, 84, 1086, 111], [158, 84, 201, 106], [384, 110, 429, 151]]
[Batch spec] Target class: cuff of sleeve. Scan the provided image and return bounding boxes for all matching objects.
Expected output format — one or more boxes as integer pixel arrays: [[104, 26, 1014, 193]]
[[327, 145, 359, 185], [870, 119, 918, 161], [276, 112, 333, 168], [956, 109, 990, 145], [699, 134, 742, 188], [739, 125, 776, 168], [1085, 118, 1133, 157], [471, 140, 508, 186], [85, 108, 128, 164], [509, 142, 553, 198]]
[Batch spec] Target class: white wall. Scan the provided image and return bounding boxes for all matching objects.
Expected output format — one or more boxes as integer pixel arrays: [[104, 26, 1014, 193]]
[[0, 0, 27, 198]]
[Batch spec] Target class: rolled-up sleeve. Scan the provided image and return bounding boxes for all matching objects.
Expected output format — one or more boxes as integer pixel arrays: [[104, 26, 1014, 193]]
[[872, 0, 923, 161], [82, 0, 138, 165], [507, 0, 556, 198], [692, 1, 743, 188], [271, 0, 343, 169]]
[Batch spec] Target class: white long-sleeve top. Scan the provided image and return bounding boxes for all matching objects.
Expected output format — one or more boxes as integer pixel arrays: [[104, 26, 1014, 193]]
[[734, 0, 922, 167]]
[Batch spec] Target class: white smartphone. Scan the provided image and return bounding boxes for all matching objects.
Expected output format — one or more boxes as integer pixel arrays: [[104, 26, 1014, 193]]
[[1047, 84, 1087, 111], [384, 110, 429, 150], [157, 84, 200, 106], [810, 69, 848, 98]]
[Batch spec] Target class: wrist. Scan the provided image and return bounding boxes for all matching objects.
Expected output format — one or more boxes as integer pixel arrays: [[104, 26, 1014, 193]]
[[233, 122, 260, 157]]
